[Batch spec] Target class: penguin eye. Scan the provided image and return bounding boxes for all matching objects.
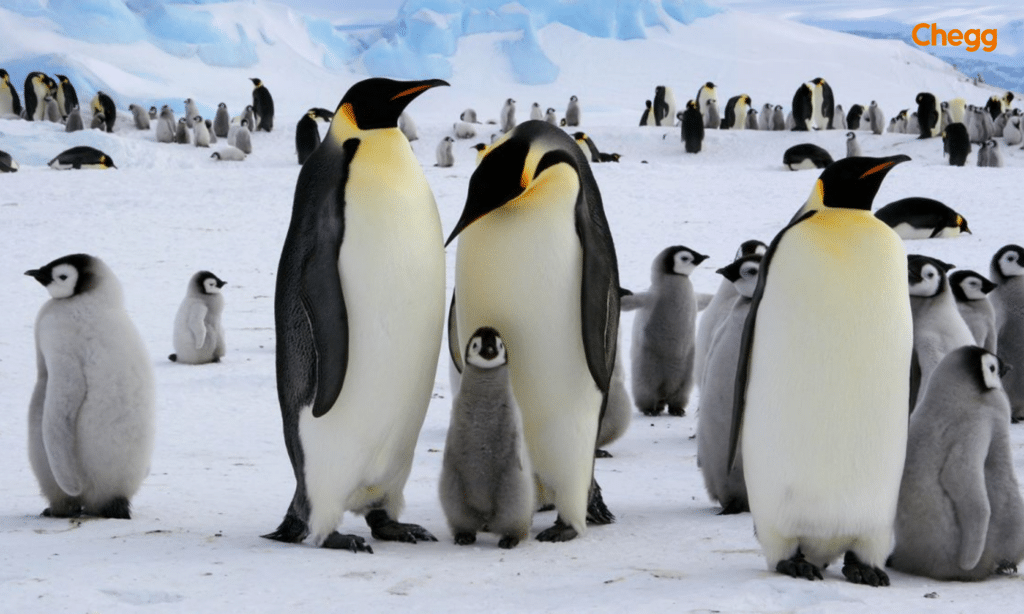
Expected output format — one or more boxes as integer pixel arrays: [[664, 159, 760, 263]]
[[58, 274, 67, 281]]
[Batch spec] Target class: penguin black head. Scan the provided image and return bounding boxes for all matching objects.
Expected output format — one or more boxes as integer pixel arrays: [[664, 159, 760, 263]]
[[250, 78, 263, 88], [570, 95, 578, 102], [55, 74, 70, 85], [716, 253, 762, 282], [991, 244, 1024, 281], [194, 271, 227, 295], [907, 254, 954, 297], [335, 78, 449, 131], [734, 239, 767, 260], [465, 326, 507, 369], [955, 345, 1011, 391], [686, 99, 699, 112], [645, 100, 652, 108], [471, 143, 487, 152], [811, 77, 827, 86], [659, 245, 708, 277], [312, 107, 334, 121], [846, 131, 856, 141], [704, 81, 715, 89], [0, 69, 9, 82], [807, 155, 911, 212], [949, 270, 997, 302], [25, 253, 100, 299]]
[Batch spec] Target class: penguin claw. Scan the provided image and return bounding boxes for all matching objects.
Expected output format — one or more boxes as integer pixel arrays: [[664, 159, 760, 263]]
[[365, 510, 437, 543], [667, 406, 686, 417], [453, 532, 476, 546], [995, 560, 1018, 575], [776, 551, 823, 581], [535, 518, 578, 542], [321, 531, 373, 553], [498, 535, 520, 549], [842, 551, 889, 586], [716, 499, 749, 515], [594, 449, 612, 458]]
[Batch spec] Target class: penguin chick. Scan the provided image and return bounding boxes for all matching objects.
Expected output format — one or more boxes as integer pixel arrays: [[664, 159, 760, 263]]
[[129, 104, 150, 130], [175, 117, 191, 145], [565, 95, 580, 126], [439, 327, 535, 549], [596, 327, 631, 457], [989, 244, 1024, 422], [211, 146, 246, 162], [624, 245, 708, 417], [398, 111, 418, 141], [184, 98, 199, 128], [64, 105, 83, 133], [545, 107, 558, 125], [435, 136, 454, 167], [232, 119, 252, 154], [453, 121, 476, 139], [845, 131, 862, 158], [169, 271, 226, 365], [500, 97, 516, 133], [25, 254, 155, 519], [889, 346, 1024, 580], [696, 254, 761, 515], [214, 102, 230, 138], [949, 270, 998, 353], [193, 115, 211, 148], [156, 106, 176, 143], [529, 102, 543, 121]]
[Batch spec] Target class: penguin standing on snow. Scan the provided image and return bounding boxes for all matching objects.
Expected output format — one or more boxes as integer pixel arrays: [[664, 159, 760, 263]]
[[435, 136, 455, 167], [565, 95, 581, 126], [446, 119, 620, 542], [889, 346, 1024, 580], [250, 77, 274, 132], [214, 102, 230, 138], [264, 77, 448, 553], [721, 95, 751, 130], [231, 119, 252, 155], [943, 123, 971, 166], [916, 93, 941, 139], [64, 106, 83, 133], [639, 100, 655, 126], [193, 116, 211, 148], [846, 104, 865, 130], [90, 91, 116, 133], [500, 98, 516, 133], [791, 82, 814, 131], [868, 101, 886, 135], [54, 74, 77, 119], [0, 69, 23, 116], [129, 104, 150, 130], [156, 106, 175, 143], [696, 82, 717, 126], [845, 132, 862, 158], [184, 98, 199, 128], [654, 85, 676, 126], [810, 78, 834, 129], [24, 72, 55, 121], [681, 99, 704, 153], [169, 271, 226, 365], [439, 327, 535, 549], [948, 270, 998, 353], [989, 244, 1024, 422], [296, 108, 326, 165], [25, 254, 155, 519], [730, 155, 913, 585], [623, 245, 707, 417]]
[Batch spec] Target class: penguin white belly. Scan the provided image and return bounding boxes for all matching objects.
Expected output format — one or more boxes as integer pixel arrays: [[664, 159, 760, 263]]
[[455, 179, 600, 533], [743, 210, 910, 565], [299, 132, 444, 536], [810, 88, 825, 130]]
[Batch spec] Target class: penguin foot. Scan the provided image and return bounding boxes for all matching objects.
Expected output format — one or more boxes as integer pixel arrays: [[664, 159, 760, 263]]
[[168, 353, 178, 362], [586, 479, 615, 525], [322, 531, 373, 553], [498, 535, 520, 549], [365, 510, 437, 543], [41, 503, 82, 518], [667, 406, 686, 417], [995, 560, 1018, 575], [536, 518, 578, 543], [94, 496, 131, 519], [716, 499, 749, 515], [262, 512, 308, 543], [594, 449, 613, 458], [454, 532, 476, 546], [776, 550, 823, 581], [211, 356, 220, 364], [841, 551, 889, 586], [639, 406, 663, 417]]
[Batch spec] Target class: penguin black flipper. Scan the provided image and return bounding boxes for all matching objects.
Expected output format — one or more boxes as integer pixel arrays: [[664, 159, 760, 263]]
[[727, 209, 817, 473], [274, 137, 359, 421], [447, 290, 462, 374]]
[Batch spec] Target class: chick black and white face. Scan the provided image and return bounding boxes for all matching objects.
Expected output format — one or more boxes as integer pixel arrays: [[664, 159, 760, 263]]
[[199, 273, 226, 295], [909, 262, 942, 297], [957, 274, 991, 300], [465, 328, 507, 369], [997, 247, 1024, 277], [980, 352, 1004, 390], [40, 263, 79, 299], [733, 261, 761, 299], [668, 248, 705, 276]]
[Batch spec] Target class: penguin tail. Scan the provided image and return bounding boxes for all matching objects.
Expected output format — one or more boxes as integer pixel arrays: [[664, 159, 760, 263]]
[[586, 478, 615, 525]]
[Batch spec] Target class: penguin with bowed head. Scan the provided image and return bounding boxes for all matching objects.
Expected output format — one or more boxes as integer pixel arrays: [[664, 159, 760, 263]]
[[264, 77, 449, 553], [446, 119, 620, 542], [439, 327, 534, 549], [989, 244, 1024, 422], [0, 149, 20, 173], [623, 245, 707, 417], [696, 82, 717, 127], [90, 91, 116, 133], [54, 74, 78, 119], [25, 254, 155, 519], [696, 253, 761, 515], [0, 68, 22, 117], [888, 346, 1024, 580], [949, 270, 998, 353], [169, 271, 226, 365], [943, 123, 971, 166], [48, 146, 116, 170], [783, 143, 833, 170], [730, 155, 913, 585], [295, 108, 325, 165], [874, 197, 970, 240]]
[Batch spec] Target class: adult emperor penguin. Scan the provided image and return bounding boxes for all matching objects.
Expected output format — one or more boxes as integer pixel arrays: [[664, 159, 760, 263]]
[[989, 244, 1024, 422], [654, 85, 676, 126], [25, 254, 155, 519], [943, 123, 971, 166], [845, 131, 862, 158], [169, 271, 226, 365], [846, 104, 865, 130], [295, 108, 324, 165], [810, 78, 834, 129], [639, 100, 655, 126], [696, 253, 761, 515], [91, 91, 116, 133], [624, 245, 707, 417], [730, 154, 913, 585], [948, 270, 998, 353], [471, 142, 488, 165], [439, 327, 535, 549], [888, 346, 1024, 580], [721, 95, 751, 130], [681, 99, 704, 153], [874, 197, 970, 239], [128, 104, 150, 130], [250, 77, 274, 131], [782, 143, 834, 170], [790, 82, 814, 131], [48, 146, 116, 170], [0, 149, 20, 173], [264, 77, 448, 552], [23, 72, 54, 121], [0, 69, 22, 117], [446, 119, 620, 542], [696, 81, 717, 125], [565, 95, 581, 126], [916, 93, 941, 139], [213, 102, 230, 138]]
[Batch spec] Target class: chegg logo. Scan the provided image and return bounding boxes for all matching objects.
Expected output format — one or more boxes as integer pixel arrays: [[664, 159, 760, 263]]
[[912, 23, 997, 52]]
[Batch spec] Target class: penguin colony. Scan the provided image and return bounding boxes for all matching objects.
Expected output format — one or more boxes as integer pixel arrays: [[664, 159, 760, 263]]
[[7, 65, 1024, 590]]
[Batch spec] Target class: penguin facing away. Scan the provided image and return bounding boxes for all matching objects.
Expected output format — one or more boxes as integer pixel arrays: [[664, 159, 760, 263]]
[[868, 101, 886, 135], [624, 245, 707, 417], [446, 119, 620, 542], [296, 108, 323, 165], [989, 244, 1024, 422], [169, 271, 226, 365], [889, 346, 1024, 581], [948, 270, 998, 353], [730, 155, 913, 585], [44, 95, 61, 122], [250, 77, 274, 131], [790, 82, 814, 131], [439, 327, 535, 549], [639, 100, 655, 126], [232, 119, 252, 154], [264, 77, 448, 553], [874, 197, 970, 239], [783, 143, 833, 170], [681, 99, 704, 153], [943, 123, 971, 166], [25, 254, 155, 519], [596, 327, 631, 457], [184, 98, 199, 127], [916, 93, 941, 138], [214, 102, 230, 138]]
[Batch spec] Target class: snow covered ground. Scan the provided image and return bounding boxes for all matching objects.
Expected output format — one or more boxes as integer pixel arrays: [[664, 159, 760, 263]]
[[2, 3, 1024, 612]]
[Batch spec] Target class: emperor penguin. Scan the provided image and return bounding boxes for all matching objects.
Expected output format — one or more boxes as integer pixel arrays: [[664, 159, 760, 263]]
[[758, 103, 773, 130], [874, 197, 970, 239], [845, 131, 862, 158], [696, 253, 761, 515], [572, 131, 601, 163], [744, 108, 759, 130], [916, 93, 941, 138], [64, 105, 83, 133], [500, 97, 516, 133], [445, 119, 621, 542], [232, 119, 252, 155], [460, 108, 478, 123], [868, 101, 886, 135], [210, 146, 246, 162], [471, 142, 488, 164], [23, 72, 54, 121], [175, 117, 191, 145], [184, 98, 199, 127], [783, 143, 834, 170], [48, 146, 116, 170], [948, 270, 998, 353], [943, 123, 971, 166], [907, 254, 976, 407], [169, 271, 226, 364], [192, 116, 211, 148], [947, 97, 966, 124], [529, 102, 543, 121], [250, 77, 274, 131], [435, 136, 455, 167], [654, 85, 676, 126], [624, 245, 707, 417], [148, 106, 157, 120], [989, 244, 1024, 422], [790, 82, 815, 131], [439, 327, 535, 549], [595, 327, 631, 457], [214, 102, 230, 138], [681, 99, 704, 153], [940, 102, 953, 132], [981, 139, 1003, 167], [205, 119, 217, 144], [696, 82, 717, 126], [296, 108, 324, 165], [846, 104, 865, 130], [730, 154, 913, 585], [565, 95, 581, 126], [639, 100, 655, 126], [397, 111, 418, 141], [90, 112, 106, 132], [264, 77, 448, 553], [156, 106, 175, 143], [771, 105, 785, 131], [129, 104, 150, 130], [25, 254, 155, 519], [810, 78, 834, 129], [0, 149, 20, 173], [90, 91, 116, 133], [1003, 115, 1022, 146], [889, 346, 1024, 580], [721, 95, 751, 130], [453, 121, 476, 139], [694, 239, 767, 387], [44, 95, 61, 122], [0, 69, 23, 117], [545, 107, 558, 125], [833, 104, 847, 130]]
